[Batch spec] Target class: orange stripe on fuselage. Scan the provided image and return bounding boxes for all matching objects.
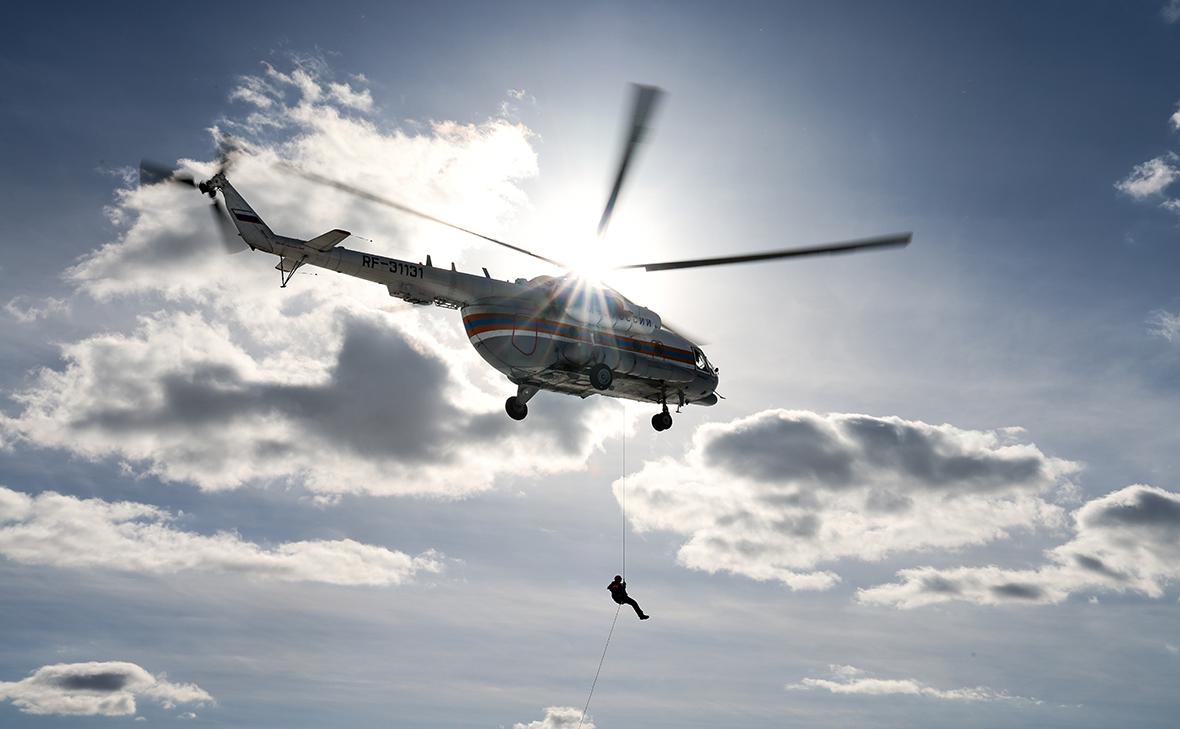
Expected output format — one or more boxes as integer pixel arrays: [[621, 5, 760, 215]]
[[462, 314, 696, 365]]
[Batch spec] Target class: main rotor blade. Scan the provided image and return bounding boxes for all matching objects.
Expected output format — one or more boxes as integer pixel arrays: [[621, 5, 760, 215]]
[[597, 84, 664, 237], [279, 163, 568, 269], [139, 159, 195, 188], [614, 233, 912, 272]]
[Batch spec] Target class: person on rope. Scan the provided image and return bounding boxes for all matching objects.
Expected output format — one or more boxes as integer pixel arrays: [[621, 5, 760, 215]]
[[608, 575, 649, 620]]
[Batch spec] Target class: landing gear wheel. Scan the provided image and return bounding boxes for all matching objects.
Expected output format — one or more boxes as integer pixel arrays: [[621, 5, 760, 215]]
[[505, 396, 528, 421], [651, 411, 673, 432], [589, 363, 613, 391]]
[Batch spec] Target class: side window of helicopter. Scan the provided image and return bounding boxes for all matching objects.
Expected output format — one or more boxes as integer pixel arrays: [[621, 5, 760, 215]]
[[606, 296, 622, 319], [546, 292, 569, 317], [693, 347, 708, 370]]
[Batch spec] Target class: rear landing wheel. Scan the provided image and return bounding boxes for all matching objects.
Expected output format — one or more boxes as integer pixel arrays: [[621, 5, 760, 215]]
[[651, 411, 673, 431], [589, 363, 613, 391], [505, 396, 528, 421]]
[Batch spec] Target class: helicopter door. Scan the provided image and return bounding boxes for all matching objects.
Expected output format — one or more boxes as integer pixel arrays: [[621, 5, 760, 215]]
[[512, 318, 537, 355]]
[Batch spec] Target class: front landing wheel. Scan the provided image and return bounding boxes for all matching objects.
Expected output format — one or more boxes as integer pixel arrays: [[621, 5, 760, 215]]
[[589, 363, 613, 391], [651, 411, 672, 432], [505, 396, 528, 421]]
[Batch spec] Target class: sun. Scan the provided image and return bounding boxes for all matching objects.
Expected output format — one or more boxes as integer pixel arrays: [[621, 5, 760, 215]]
[[549, 229, 612, 283]]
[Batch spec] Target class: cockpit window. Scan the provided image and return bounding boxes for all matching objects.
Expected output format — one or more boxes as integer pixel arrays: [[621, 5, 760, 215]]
[[605, 294, 624, 318], [693, 347, 709, 370]]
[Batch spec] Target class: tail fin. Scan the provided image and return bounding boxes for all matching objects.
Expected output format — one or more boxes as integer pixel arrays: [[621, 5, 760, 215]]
[[214, 178, 276, 250]]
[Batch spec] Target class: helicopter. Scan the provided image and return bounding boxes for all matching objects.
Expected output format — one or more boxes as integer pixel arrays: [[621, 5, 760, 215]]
[[141, 85, 910, 432]]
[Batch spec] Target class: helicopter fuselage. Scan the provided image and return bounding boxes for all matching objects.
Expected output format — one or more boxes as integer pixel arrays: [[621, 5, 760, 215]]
[[214, 175, 719, 423]]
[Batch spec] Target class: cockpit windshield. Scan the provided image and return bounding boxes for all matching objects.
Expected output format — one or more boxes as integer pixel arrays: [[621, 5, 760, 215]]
[[693, 347, 711, 371]]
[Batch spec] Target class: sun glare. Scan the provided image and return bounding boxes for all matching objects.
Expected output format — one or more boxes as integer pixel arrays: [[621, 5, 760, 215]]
[[562, 237, 612, 284]]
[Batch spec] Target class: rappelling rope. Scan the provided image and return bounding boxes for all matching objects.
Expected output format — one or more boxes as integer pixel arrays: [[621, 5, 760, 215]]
[[577, 402, 629, 729], [577, 604, 621, 729], [621, 400, 626, 581]]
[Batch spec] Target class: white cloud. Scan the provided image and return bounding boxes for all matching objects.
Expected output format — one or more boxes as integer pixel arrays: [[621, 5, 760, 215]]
[[787, 665, 1038, 704], [1, 58, 619, 498], [264, 62, 323, 104], [0, 485, 440, 585], [0, 661, 210, 716], [239, 58, 371, 114], [4, 295, 69, 323], [73, 59, 539, 301], [1, 305, 615, 495], [1115, 154, 1180, 198], [859, 484, 1180, 608], [513, 706, 592, 729], [620, 410, 1077, 590], [1147, 309, 1180, 342], [228, 75, 277, 109], [328, 81, 373, 112]]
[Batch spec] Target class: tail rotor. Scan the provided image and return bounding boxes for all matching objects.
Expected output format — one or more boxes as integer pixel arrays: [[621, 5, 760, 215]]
[[138, 140, 249, 253]]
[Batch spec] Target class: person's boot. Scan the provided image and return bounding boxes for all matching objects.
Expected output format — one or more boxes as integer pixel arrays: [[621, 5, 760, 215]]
[[640, 614, 650, 620]]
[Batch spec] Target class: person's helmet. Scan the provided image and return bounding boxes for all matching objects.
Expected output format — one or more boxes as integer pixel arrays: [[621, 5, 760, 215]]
[[614, 575, 622, 581]]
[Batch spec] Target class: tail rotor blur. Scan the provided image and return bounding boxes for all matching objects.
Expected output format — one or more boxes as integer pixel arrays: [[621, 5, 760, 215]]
[[138, 146, 247, 253]]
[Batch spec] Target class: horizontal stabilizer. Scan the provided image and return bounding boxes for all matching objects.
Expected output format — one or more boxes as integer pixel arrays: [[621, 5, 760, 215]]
[[306, 229, 350, 252]]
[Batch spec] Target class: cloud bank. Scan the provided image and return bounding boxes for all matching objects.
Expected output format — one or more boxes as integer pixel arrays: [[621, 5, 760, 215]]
[[0, 485, 439, 585], [2, 307, 611, 495], [620, 410, 1078, 589], [513, 706, 593, 729], [787, 665, 1037, 704], [1, 57, 618, 497], [0, 661, 210, 716], [859, 484, 1180, 608]]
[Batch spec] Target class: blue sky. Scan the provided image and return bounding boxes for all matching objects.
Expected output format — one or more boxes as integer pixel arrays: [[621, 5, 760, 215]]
[[2, 2, 1180, 728]]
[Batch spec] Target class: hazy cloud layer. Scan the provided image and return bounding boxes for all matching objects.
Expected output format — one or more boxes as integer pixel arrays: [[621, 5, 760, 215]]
[[0, 485, 439, 585], [0, 661, 210, 716], [1, 59, 617, 497], [513, 706, 593, 729], [859, 484, 1180, 608], [787, 665, 1038, 704], [1164, 0, 1180, 24], [620, 410, 1078, 589]]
